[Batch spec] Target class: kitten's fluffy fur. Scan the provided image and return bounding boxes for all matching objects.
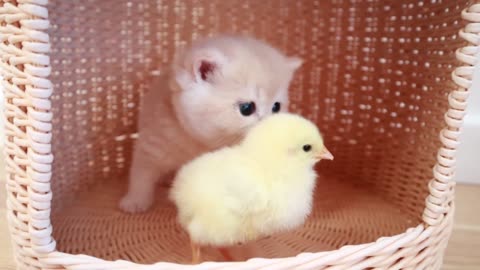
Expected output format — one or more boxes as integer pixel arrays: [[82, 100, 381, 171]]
[[119, 35, 302, 213]]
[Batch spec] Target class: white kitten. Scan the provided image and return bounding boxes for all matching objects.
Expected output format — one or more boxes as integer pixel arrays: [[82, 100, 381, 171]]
[[119, 34, 302, 213]]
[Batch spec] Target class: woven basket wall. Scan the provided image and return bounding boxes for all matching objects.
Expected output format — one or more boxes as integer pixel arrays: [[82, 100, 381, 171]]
[[1, 0, 479, 269]]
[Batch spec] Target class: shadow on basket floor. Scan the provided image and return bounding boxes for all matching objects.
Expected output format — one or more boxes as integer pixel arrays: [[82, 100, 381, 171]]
[[51, 175, 418, 264]]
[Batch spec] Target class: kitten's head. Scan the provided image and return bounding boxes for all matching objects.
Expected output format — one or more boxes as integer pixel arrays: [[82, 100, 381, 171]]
[[171, 35, 302, 149]]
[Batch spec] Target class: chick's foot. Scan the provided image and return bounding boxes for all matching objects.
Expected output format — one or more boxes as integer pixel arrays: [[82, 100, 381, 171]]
[[218, 247, 234, 261]]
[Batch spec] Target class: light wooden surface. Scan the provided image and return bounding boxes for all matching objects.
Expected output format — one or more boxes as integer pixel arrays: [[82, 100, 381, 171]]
[[442, 184, 480, 270], [0, 169, 15, 270], [0, 166, 479, 269]]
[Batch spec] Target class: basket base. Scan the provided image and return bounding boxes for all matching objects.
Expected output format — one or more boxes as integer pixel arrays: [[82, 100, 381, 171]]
[[52, 175, 418, 264]]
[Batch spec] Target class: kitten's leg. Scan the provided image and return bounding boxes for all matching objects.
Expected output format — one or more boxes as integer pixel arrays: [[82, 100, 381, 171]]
[[119, 146, 164, 213]]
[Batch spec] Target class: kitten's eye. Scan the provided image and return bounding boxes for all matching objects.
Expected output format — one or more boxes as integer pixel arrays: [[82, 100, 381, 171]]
[[239, 102, 256, 116], [272, 102, 281, 113], [303, 144, 312, 152]]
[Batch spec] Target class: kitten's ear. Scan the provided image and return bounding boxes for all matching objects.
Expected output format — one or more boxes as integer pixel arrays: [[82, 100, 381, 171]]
[[286, 56, 303, 71], [192, 49, 227, 83]]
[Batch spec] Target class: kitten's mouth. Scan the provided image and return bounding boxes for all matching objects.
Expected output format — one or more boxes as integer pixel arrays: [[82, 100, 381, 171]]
[[229, 132, 246, 145], [211, 122, 253, 148], [209, 132, 245, 149], [241, 121, 257, 131]]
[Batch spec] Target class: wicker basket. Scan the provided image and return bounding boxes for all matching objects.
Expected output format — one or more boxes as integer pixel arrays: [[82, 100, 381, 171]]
[[1, 0, 479, 269]]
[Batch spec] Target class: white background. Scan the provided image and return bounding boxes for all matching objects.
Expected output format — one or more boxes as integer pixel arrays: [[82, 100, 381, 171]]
[[455, 51, 480, 184]]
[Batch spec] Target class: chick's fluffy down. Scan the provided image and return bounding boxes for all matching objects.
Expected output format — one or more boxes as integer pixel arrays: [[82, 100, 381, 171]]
[[169, 147, 316, 247]]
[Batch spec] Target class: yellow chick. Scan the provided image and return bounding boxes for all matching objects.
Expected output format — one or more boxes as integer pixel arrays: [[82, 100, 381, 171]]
[[169, 113, 333, 263]]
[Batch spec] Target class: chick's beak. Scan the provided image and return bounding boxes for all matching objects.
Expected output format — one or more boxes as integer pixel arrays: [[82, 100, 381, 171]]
[[315, 147, 334, 161]]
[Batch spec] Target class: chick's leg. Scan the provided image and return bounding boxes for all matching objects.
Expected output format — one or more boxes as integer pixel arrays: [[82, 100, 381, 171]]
[[190, 240, 202, 264], [218, 247, 234, 261]]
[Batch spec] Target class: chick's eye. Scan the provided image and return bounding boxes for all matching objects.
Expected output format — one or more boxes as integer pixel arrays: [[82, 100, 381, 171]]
[[303, 144, 312, 152], [239, 102, 256, 116], [272, 102, 281, 113]]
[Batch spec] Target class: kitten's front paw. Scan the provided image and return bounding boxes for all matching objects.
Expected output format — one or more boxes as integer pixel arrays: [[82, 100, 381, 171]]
[[119, 193, 154, 213]]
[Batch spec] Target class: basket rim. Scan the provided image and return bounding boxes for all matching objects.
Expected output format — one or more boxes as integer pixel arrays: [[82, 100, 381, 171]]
[[37, 208, 454, 269]]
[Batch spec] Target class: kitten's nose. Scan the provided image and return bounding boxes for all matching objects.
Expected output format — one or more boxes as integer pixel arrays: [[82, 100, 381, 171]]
[[256, 110, 266, 120]]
